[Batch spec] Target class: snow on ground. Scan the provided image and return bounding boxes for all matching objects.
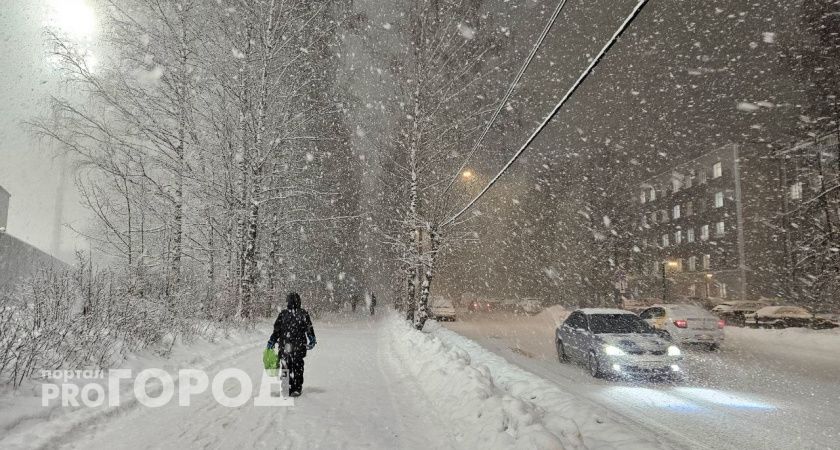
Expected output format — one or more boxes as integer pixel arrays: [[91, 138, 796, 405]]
[[443, 311, 840, 449], [0, 323, 264, 447], [387, 317, 665, 449], [4, 309, 836, 450], [0, 313, 455, 450], [724, 326, 840, 363]]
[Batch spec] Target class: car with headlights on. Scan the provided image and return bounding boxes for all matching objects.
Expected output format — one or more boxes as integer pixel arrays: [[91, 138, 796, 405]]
[[640, 304, 725, 350], [555, 308, 683, 379]]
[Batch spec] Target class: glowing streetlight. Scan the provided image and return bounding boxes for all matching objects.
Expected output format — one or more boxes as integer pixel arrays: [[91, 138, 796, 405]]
[[461, 169, 474, 180]]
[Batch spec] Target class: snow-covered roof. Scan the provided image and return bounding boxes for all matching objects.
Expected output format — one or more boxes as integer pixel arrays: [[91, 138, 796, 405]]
[[577, 308, 634, 315]]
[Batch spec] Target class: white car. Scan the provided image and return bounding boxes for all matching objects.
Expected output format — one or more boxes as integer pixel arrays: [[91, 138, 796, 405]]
[[639, 304, 724, 350], [429, 296, 456, 321], [556, 308, 683, 379]]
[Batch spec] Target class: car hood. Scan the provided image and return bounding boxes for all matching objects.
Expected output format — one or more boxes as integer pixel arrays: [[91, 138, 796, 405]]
[[596, 333, 670, 352]]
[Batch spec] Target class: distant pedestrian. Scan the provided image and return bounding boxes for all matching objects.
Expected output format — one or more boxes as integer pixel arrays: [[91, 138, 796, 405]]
[[350, 294, 359, 312], [369, 293, 377, 316], [267, 292, 316, 397]]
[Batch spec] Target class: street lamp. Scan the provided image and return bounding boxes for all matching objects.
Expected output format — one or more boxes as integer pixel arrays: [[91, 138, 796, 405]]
[[461, 169, 474, 181]]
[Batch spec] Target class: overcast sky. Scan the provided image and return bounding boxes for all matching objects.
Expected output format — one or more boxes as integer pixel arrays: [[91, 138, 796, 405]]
[[0, 0, 91, 261]]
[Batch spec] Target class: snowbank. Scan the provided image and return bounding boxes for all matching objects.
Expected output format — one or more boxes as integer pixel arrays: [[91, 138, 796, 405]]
[[0, 324, 265, 449], [725, 326, 840, 357], [384, 316, 664, 450]]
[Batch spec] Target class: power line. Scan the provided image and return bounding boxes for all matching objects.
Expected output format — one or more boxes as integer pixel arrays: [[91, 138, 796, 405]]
[[441, 0, 652, 228], [440, 0, 570, 198]]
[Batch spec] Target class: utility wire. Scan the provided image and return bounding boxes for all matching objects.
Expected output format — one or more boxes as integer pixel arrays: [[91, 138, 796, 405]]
[[440, 0, 570, 198], [441, 0, 652, 228]]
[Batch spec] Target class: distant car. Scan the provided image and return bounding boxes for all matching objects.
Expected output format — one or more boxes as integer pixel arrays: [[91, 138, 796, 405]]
[[429, 296, 456, 321], [745, 305, 836, 329], [555, 308, 683, 379], [515, 299, 543, 315], [639, 304, 725, 350], [815, 313, 840, 328], [712, 301, 767, 326], [467, 299, 494, 312]]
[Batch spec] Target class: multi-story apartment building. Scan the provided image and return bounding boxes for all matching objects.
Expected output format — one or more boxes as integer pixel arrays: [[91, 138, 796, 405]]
[[776, 133, 840, 307], [627, 144, 786, 302]]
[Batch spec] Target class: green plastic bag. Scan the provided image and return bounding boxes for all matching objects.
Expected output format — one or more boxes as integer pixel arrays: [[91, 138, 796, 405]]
[[263, 348, 279, 377]]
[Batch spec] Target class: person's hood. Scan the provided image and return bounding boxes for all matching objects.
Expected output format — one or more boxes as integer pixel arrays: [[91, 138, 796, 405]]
[[286, 292, 301, 309]]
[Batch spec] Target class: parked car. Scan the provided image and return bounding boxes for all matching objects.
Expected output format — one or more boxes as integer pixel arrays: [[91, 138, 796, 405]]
[[429, 296, 456, 321], [555, 308, 683, 379], [467, 298, 494, 312], [746, 306, 838, 329], [639, 304, 725, 350], [712, 301, 767, 326], [815, 313, 840, 328]]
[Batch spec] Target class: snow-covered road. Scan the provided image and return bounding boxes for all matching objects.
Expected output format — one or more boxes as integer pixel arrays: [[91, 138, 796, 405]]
[[2, 315, 455, 450], [442, 312, 840, 450]]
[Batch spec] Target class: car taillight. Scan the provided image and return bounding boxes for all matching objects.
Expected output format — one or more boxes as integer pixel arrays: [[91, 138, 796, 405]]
[[674, 319, 688, 328], [717, 319, 725, 329]]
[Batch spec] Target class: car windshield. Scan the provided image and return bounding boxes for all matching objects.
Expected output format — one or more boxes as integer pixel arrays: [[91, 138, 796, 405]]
[[588, 314, 653, 334]]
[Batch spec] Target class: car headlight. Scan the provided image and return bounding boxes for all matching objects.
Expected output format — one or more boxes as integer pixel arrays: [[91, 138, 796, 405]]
[[667, 345, 682, 356], [603, 345, 625, 356]]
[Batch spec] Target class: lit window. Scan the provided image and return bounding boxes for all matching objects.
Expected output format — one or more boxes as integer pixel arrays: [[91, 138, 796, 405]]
[[673, 259, 683, 272], [698, 170, 707, 184], [701, 225, 709, 241], [649, 188, 657, 201], [715, 191, 724, 208], [674, 230, 682, 244], [716, 221, 725, 236], [686, 201, 693, 216], [640, 191, 647, 204], [719, 282, 727, 298], [662, 234, 669, 247], [687, 228, 695, 243], [673, 205, 681, 219], [686, 171, 694, 188], [713, 162, 722, 179], [703, 254, 711, 270], [672, 177, 682, 192], [688, 256, 697, 271], [790, 182, 802, 200], [809, 174, 821, 192]]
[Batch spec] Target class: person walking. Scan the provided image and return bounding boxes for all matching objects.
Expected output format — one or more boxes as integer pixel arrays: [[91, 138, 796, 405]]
[[369, 293, 377, 316], [267, 292, 316, 397]]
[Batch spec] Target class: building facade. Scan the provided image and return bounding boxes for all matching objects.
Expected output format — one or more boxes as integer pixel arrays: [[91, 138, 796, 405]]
[[775, 133, 840, 308], [0, 184, 9, 231], [627, 144, 786, 303], [0, 184, 68, 289]]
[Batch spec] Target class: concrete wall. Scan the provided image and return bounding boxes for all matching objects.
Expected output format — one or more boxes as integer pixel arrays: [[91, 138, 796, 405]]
[[0, 185, 9, 230], [0, 232, 67, 291]]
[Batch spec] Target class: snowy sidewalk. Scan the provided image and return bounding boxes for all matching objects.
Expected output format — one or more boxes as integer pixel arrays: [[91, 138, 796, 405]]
[[2, 315, 454, 450]]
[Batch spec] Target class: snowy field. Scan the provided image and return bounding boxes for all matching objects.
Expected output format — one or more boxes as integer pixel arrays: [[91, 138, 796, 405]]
[[442, 309, 840, 449]]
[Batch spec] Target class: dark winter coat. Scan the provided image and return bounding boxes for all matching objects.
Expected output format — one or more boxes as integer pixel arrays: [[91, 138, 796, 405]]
[[268, 293, 316, 357]]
